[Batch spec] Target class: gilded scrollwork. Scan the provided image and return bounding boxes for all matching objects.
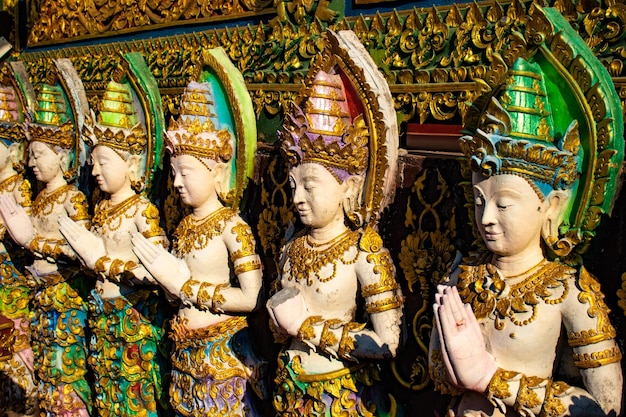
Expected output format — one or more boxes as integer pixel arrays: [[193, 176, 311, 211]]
[[392, 167, 458, 391], [17, 0, 626, 125]]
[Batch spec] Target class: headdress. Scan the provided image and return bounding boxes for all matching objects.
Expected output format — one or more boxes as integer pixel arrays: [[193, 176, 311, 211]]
[[459, 58, 581, 199], [165, 81, 234, 170], [0, 61, 36, 170], [26, 58, 90, 183], [280, 70, 369, 182], [279, 30, 399, 227], [168, 47, 256, 209], [459, 6, 624, 257], [0, 85, 25, 146], [83, 52, 165, 195]]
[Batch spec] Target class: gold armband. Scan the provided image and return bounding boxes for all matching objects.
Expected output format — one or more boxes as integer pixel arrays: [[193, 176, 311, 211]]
[[365, 294, 403, 314], [234, 259, 262, 275], [573, 346, 622, 368], [361, 281, 399, 298], [211, 283, 229, 313], [230, 222, 256, 261], [297, 315, 324, 341], [568, 327, 616, 347], [196, 282, 213, 311]]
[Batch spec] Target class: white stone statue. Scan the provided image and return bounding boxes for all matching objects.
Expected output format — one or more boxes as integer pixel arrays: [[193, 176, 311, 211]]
[[58, 68, 170, 417], [131, 50, 265, 416], [265, 30, 404, 416], [0, 62, 93, 416], [0, 80, 38, 416], [429, 54, 624, 416]]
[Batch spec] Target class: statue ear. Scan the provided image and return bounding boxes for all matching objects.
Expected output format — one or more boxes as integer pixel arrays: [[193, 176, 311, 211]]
[[541, 189, 570, 246], [58, 150, 68, 171], [343, 175, 364, 225], [126, 154, 141, 181], [213, 162, 230, 200], [7, 142, 21, 166]]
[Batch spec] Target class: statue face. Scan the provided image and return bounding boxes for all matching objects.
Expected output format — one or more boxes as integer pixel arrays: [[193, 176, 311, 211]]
[[91, 145, 131, 195], [28, 141, 62, 183], [472, 173, 546, 258], [289, 162, 345, 229], [171, 154, 217, 209]]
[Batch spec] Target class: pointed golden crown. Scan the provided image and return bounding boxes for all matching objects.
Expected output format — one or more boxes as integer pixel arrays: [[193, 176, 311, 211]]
[[85, 80, 147, 155], [165, 81, 233, 165], [28, 83, 74, 149], [0, 85, 26, 144], [280, 71, 369, 182], [460, 58, 580, 197]]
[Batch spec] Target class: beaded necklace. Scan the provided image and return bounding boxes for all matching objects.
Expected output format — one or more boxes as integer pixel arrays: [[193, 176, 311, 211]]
[[457, 259, 575, 330], [286, 228, 360, 286], [0, 174, 19, 193], [31, 184, 72, 217], [91, 194, 141, 233], [173, 207, 235, 256]]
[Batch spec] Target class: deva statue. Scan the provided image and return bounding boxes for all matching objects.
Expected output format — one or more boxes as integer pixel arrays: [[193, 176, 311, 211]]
[[131, 48, 264, 416], [266, 30, 404, 417], [0, 59, 93, 416], [429, 7, 624, 417], [0, 62, 37, 416], [58, 53, 170, 417]]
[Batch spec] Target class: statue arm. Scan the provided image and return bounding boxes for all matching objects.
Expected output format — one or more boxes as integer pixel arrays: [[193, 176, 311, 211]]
[[560, 267, 623, 416], [209, 219, 263, 313]]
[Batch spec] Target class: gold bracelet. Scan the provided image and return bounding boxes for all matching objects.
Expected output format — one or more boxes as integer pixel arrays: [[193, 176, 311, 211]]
[[297, 315, 324, 341], [196, 282, 214, 310], [337, 322, 366, 359], [109, 259, 125, 281], [361, 282, 399, 298], [211, 283, 229, 313], [180, 278, 200, 305], [124, 260, 138, 272], [234, 259, 262, 275], [573, 346, 622, 368], [319, 319, 341, 353], [94, 256, 111, 275], [365, 294, 403, 314], [514, 375, 543, 413]]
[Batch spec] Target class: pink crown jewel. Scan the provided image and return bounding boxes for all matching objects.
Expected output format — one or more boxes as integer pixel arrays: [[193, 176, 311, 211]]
[[165, 81, 233, 169], [280, 70, 369, 182]]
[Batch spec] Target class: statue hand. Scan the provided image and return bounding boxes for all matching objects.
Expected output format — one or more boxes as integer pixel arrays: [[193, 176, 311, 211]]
[[267, 287, 309, 337], [434, 285, 497, 392], [58, 214, 106, 269], [0, 195, 35, 247], [131, 232, 190, 296]]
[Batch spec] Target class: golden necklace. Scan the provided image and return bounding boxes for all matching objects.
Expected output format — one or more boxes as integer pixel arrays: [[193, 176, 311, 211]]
[[174, 207, 235, 256], [457, 258, 575, 330], [91, 194, 142, 232], [31, 184, 72, 217], [0, 174, 19, 194], [286, 228, 360, 286]]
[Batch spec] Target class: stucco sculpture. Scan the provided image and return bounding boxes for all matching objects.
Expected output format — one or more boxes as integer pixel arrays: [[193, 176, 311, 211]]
[[58, 53, 170, 417], [131, 48, 264, 416], [266, 29, 404, 417], [0, 62, 37, 416], [429, 7, 624, 417], [0, 58, 93, 416]]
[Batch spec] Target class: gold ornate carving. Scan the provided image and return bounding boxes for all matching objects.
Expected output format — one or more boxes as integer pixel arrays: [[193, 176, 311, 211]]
[[173, 207, 236, 256], [458, 260, 574, 330], [28, 0, 275, 46], [229, 222, 256, 261], [573, 346, 623, 369], [284, 229, 360, 286]]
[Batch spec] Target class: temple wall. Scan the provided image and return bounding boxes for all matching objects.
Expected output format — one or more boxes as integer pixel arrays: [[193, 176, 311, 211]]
[[1, 0, 624, 414]]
